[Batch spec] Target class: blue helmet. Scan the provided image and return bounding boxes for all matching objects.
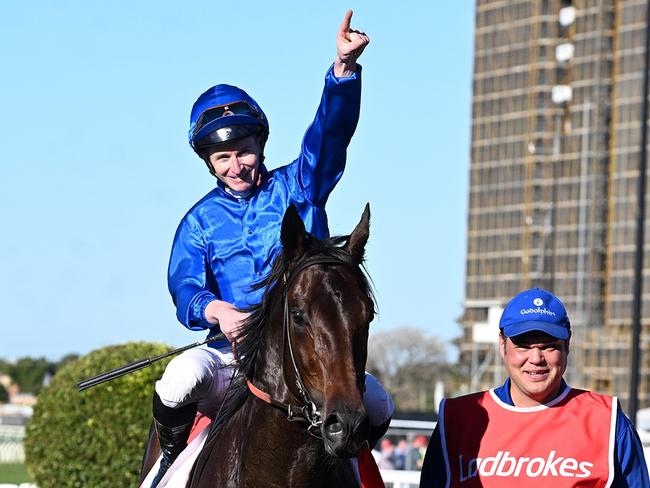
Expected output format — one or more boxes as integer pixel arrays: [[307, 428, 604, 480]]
[[188, 84, 269, 153]]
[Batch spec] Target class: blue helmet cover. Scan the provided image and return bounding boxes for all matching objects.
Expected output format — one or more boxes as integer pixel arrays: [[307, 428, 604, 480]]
[[188, 84, 269, 149]]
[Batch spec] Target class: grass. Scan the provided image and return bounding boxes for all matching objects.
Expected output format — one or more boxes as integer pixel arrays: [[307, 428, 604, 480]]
[[0, 463, 33, 483]]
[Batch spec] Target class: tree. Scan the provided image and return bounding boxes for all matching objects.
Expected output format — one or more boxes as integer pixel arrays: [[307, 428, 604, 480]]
[[56, 353, 80, 369], [0, 383, 9, 403], [10, 357, 51, 394], [0, 358, 10, 375], [366, 326, 454, 411], [0, 354, 82, 395], [24, 342, 173, 488]]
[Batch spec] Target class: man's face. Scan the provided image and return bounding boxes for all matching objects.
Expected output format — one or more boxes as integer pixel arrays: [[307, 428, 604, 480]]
[[207, 135, 262, 192], [499, 331, 569, 407]]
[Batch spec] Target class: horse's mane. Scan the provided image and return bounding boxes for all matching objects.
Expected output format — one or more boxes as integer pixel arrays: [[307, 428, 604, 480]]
[[206, 232, 375, 441]]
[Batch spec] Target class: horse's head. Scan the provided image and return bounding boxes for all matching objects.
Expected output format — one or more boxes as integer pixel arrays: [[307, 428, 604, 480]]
[[277, 204, 374, 457]]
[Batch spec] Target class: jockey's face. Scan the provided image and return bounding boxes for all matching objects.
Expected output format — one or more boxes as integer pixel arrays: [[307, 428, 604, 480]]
[[207, 135, 262, 193], [500, 331, 569, 407]]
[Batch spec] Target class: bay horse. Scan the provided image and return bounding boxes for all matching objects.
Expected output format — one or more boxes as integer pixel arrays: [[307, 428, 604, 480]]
[[142, 204, 378, 487]]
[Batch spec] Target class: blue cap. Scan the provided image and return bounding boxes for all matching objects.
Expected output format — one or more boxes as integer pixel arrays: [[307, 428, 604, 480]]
[[188, 84, 269, 150], [499, 288, 571, 340]]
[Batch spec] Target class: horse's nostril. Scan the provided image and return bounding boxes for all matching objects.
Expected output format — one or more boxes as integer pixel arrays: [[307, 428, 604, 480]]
[[321, 411, 369, 458], [324, 414, 344, 437]]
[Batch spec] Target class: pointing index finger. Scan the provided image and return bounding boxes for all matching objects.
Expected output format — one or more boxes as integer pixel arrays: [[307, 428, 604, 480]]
[[338, 9, 353, 36]]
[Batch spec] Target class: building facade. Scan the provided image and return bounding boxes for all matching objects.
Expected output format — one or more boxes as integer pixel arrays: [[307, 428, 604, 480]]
[[462, 0, 649, 407]]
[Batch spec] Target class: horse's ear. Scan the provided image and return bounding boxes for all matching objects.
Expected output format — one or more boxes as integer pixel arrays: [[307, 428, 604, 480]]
[[281, 204, 306, 261], [346, 203, 370, 264]]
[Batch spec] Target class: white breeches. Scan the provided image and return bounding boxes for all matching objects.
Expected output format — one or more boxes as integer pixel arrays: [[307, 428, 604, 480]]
[[155, 346, 234, 418], [155, 346, 394, 426]]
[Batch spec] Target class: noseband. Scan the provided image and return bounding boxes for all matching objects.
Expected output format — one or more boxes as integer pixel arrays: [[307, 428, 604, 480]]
[[244, 252, 358, 438]]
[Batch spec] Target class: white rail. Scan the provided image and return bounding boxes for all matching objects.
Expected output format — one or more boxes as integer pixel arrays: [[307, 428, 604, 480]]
[[379, 469, 420, 488], [0, 426, 25, 464]]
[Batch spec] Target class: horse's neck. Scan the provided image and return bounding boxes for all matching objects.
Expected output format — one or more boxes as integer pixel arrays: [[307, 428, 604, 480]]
[[241, 397, 320, 458], [232, 396, 353, 487], [191, 385, 356, 487]]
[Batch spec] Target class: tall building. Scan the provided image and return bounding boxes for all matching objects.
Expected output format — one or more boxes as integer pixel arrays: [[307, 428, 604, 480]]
[[461, 0, 649, 407]]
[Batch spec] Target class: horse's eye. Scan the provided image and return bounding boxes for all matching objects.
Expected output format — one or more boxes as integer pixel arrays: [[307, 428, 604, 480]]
[[290, 307, 306, 326]]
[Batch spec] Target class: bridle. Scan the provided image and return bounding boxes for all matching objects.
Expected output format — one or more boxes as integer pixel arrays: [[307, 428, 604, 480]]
[[243, 252, 359, 438]]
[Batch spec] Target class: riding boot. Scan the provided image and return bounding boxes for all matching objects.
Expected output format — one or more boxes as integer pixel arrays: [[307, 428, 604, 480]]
[[150, 392, 197, 488]]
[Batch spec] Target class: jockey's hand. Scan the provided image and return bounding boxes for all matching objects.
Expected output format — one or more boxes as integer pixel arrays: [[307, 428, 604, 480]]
[[204, 300, 250, 343], [334, 10, 370, 78]]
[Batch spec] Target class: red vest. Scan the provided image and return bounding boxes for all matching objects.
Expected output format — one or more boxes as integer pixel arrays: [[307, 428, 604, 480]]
[[440, 388, 616, 487]]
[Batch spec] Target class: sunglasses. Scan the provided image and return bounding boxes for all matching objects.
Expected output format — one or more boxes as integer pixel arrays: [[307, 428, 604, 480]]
[[194, 101, 263, 135]]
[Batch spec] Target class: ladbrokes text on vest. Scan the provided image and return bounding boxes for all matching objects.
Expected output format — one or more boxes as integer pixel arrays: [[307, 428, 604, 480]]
[[458, 450, 592, 481]]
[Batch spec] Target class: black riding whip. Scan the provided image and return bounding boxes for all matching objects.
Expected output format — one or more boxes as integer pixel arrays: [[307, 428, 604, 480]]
[[76, 333, 225, 392]]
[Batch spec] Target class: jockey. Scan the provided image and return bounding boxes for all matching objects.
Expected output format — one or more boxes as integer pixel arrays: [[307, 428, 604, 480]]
[[149, 11, 394, 487]]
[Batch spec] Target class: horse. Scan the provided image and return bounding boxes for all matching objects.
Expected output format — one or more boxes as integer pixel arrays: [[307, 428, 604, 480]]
[[141, 203, 377, 487]]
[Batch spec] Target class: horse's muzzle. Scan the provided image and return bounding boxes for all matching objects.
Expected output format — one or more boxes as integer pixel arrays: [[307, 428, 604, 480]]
[[322, 408, 370, 458]]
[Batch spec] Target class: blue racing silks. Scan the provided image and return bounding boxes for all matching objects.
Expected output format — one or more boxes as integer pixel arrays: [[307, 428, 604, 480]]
[[167, 65, 362, 340]]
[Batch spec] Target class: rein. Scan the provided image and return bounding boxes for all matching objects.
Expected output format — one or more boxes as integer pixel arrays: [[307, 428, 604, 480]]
[[242, 252, 356, 438]]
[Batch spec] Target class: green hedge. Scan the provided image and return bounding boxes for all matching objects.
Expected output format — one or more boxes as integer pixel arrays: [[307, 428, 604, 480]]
[[24, 342, 173, 488]]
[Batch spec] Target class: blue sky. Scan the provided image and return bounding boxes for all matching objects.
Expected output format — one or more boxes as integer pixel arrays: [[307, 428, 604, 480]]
[[0, 2, 474, 361]]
